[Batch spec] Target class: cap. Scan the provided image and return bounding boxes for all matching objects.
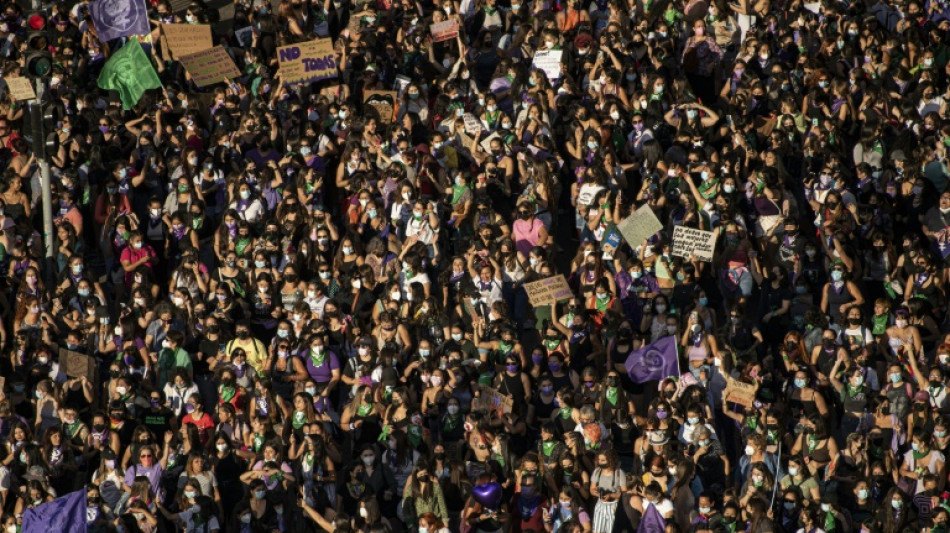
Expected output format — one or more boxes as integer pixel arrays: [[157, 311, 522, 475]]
[[574, 33, 594, 48]]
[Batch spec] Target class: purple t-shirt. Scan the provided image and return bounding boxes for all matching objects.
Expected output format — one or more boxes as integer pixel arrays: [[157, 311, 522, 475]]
[[124, 462, 164, 500], [303, 350, 340, 383]]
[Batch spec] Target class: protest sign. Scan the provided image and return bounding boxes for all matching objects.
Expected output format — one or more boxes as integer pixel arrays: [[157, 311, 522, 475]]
[[277, 38, 337, 86], [524, 275, 573, 306], [723, 377, 757, 407], [532, 49, 563, 80], [179, 46, 240, 87], [480, 131, 500, 153], [672, 226, 718, 262], [463, 113, 483, 136], [364, 90, 398, 124], [161, 23, 212, 58], [430, 20, 459, 42], [90, 0, 150, 43], [6, 78, 36, 101], [60, 348, 96, 380], [394, 75, 411, 96], [617, 206, 663, 248]]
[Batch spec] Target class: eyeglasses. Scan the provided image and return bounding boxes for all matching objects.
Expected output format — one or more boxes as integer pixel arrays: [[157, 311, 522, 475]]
[[140, 454, 153, 458]]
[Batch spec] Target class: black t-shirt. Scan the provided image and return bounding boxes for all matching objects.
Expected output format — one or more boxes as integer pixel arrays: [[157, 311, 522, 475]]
[[758, 281, 793, 321], [139, 407, 174, 439]]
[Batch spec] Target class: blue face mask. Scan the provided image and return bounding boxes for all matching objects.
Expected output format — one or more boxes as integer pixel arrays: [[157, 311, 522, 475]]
[[794, 378, 807, 389], [698, 297, 708, 307]]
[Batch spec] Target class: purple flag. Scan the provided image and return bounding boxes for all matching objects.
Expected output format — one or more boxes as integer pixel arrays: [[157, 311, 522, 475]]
[[22, 490, 87, 532], [624, 335, 679, 384], [90, 0, 150, 43], [637, 503, 667, 533]]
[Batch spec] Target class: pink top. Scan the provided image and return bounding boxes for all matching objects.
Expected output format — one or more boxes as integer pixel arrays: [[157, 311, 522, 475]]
[[120, 244, 157, 286], [513, 218, 545, 256]]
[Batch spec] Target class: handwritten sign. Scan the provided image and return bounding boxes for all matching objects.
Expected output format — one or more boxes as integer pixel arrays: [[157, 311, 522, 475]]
[[430, 19, 459, 42], [532, 49, 563, 80], [672, 226, 718, 262], [364, 90, 397, 124], [6, 78, 36, 101], [524, 275, 573, 306], [162, 23, 212, 58], [723, 377, 757, 408], [277, 38, 337, 86], [617, 206, 663, 249], [463, 113, 483, 136], [480, 131, 500, 154], [179, 46, 240, 87], [60, 348, 96, 380]]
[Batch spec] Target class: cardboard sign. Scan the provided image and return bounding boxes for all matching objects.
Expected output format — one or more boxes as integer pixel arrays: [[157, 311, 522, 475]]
[[162, 23, 212, 58], [277, 38, 337, 86], [430, 19, 459, 42], [532, 49, 563, 80], [723, 377, 757, 407], [617, 206, 663, 249], [6, 78, 36, 101], [60, 348, 96, 380], [179, 46, 240, 87], [672, 226, 718, 262], [480, 131, 500, 153], [463, 113, 483, 136], [490, 390, 513, 416], [524, 275, 573, 306], [364, 90, 397, 124]]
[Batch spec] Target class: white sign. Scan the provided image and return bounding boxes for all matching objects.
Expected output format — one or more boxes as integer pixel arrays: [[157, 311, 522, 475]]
[[532, 50, 563, 80], [672, 226, 718, 262]]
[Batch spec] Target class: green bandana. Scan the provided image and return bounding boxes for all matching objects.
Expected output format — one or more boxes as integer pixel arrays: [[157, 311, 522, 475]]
[[807, 434, 818, 455], [824, 511, 835, 532], [310, 349, 326, 366], [499, 341, 512, 354], [407, 424, 423, 448], [253, 433, 264, 451], [542, 440, 557, 456], [65, 420, 82, 437], [357, 403, 373, 417], [746, 416, 758, 430], [304, 453, 315, 468], [872, 314, 888, 336], [545, 338, 560, 351], [560, 407, 572, 419], [220, 386, 236, 403], [292, 410, 307, 429], [605, 387, 619, 406], [913, 447, 930, 460], [766, 429, 778, 444], [235, 237, 251, 255], [443, 413, 459, 433]]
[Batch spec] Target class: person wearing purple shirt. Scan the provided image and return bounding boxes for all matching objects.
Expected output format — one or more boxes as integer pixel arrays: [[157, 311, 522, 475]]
[[614, 259, 660, 324], [124, 444, 164, 501], [302, 336, 341, 400]]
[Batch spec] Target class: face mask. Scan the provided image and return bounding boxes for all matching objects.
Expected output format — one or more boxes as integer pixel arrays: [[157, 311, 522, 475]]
[[362, 455, 375, 465], [745, 445, 755, 456], [254, 490, 266, 500], [831, 270, 843, 282], [890, 373, 902, 383], [891, 499, 902, 509], [794, 378, 806, 389]]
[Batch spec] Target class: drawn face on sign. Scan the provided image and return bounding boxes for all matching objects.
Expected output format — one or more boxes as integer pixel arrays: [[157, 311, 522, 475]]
[[365, 92, 395, 124]]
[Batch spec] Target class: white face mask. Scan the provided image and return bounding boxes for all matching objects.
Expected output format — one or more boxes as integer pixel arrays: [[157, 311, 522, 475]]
[[359, 508, 369, 518]]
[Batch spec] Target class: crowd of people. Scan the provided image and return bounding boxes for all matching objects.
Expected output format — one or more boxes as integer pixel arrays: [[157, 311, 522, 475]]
[[3, 0, 950, 530]]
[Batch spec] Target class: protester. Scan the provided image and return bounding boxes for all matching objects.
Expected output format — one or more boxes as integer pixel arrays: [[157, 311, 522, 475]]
[[8, 0, 950, 531]]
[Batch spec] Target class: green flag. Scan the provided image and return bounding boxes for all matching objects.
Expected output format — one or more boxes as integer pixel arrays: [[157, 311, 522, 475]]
[[97, 38, 161, 110]]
